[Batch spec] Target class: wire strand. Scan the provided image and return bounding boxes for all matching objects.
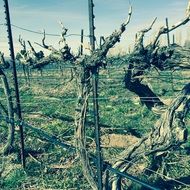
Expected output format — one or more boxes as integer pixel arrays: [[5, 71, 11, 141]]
[[0, 94, 189, 106], [122, 159, 190, 187], [0, 23, 90, 38]]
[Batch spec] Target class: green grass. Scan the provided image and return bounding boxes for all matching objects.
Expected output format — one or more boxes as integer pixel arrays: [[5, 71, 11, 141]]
[[0, 65, 190, 189]]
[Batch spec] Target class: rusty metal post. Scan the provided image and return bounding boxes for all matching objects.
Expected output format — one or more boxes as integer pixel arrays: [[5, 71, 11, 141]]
[[88, 0, 103, 189], [166, 18, 170, 47], [3, 0, 26, 168]]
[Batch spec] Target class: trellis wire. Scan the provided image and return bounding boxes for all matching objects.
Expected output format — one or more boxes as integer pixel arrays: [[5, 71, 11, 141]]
[[14, 75, 190, 81], [105, 164, 160, 190], [0, 94, 190, 106], [0, 23, 90, 38], [118, 158, 190, 188], [7, 66, 190, 72]]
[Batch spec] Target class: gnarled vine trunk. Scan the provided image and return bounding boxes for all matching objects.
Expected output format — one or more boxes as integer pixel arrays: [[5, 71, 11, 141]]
[[75, 67, 99, 190], [0, 70, 15, 154], [110, 83, 190, 189]]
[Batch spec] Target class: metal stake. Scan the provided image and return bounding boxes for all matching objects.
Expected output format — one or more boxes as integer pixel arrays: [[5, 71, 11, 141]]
[[88, 0, 103, 189], [3, 0, 26, 168], [80, 29, 84, 55], [166, 18, 170, 47], [88, 0, 96, 51], [92, 67, 102, 189]]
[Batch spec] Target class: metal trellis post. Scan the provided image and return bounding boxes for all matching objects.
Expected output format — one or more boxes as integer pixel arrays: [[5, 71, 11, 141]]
[[88, 0, 96, 51], [166, 18, 170, 47], [80, 29, 84, 55], [3, 0, 26, 168], [88, 0, 103, 189]]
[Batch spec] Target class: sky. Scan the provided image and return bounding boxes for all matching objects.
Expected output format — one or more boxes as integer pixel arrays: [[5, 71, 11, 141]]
[[0, 0, 189, 56]]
